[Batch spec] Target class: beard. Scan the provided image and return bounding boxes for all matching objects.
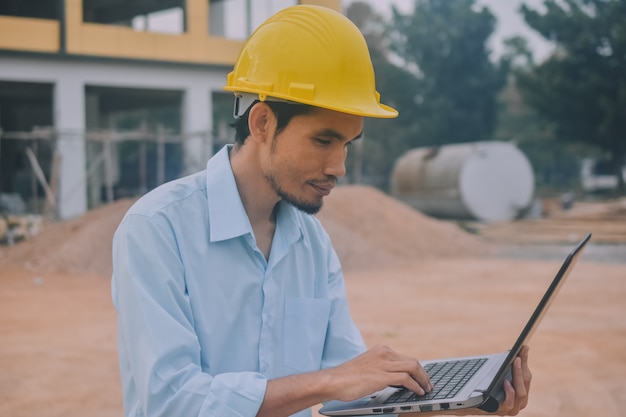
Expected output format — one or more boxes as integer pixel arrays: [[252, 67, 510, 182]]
[[264, 170, 323, 215]]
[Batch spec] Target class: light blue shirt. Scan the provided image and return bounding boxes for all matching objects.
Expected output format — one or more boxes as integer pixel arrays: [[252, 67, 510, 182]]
[[112, 145, 367, 417]]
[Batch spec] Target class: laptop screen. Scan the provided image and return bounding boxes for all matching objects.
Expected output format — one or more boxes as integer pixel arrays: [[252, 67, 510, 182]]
[[485, 233, 591, 395]]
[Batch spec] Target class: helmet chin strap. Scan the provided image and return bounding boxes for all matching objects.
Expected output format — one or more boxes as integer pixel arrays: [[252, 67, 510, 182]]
[[232, 93, 302, 119]]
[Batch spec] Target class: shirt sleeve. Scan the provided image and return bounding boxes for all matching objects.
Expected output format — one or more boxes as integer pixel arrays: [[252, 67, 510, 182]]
[[112, 213, 267, 417]]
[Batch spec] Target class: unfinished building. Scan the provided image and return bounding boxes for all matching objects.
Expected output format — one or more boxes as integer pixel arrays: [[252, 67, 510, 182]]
[[0, 0, 340, 221]]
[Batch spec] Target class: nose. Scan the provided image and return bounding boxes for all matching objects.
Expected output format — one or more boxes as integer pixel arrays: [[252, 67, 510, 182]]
[[324, 146, 347, 178]]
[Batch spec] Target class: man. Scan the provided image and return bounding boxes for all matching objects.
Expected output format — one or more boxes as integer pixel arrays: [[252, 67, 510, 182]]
[[112, 5, 531, 417]]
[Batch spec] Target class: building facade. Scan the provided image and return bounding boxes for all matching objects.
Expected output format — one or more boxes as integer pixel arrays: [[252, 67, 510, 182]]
[[0, 0, 341, 219]]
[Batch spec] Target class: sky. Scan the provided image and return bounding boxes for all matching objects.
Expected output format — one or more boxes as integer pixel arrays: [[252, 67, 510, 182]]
[[342, 0, 555, 62]]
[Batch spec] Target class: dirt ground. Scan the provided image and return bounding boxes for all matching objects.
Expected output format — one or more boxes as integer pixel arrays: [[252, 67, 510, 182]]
[[1, 186, 625, 417]]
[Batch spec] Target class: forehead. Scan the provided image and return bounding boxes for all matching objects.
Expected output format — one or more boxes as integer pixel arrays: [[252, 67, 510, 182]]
[[293, 107, 364, 140]]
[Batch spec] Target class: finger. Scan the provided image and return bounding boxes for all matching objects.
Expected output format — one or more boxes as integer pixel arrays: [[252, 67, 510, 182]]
[[512, 351, 530, 411], [372, 347, 433, 394], [520, 345, 532, 394], [510, 356, 528, 414], [386, 359, 433, 393], [497, 378, 516, 416], [495, 357, 524, 416], [396, 374, 428, 396], [408, 358, 433, 392], [410, 361, 433, 392]]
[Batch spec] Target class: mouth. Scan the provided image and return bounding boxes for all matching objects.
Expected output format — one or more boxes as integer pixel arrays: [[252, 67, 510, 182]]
[[309, 182, 335, 197]]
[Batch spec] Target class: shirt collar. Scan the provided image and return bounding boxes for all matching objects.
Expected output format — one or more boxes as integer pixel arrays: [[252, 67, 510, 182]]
[[205, 145, 252, 242], [273, 200, 307, 254], [205, 145, 305, 247]]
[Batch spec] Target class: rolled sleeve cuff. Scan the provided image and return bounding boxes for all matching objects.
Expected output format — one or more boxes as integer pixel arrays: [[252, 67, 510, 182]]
[[201, 372, 268, 417]]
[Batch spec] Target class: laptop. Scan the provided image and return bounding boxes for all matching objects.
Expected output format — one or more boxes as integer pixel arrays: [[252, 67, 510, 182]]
[[320, 233, 592, 415]]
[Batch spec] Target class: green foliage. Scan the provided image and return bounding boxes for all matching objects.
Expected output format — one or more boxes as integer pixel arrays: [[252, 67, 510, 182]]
[[345, 0, 507, 189], [516, 0, 626, 193], [492, 51, 582, 192], [389, 0, 507, 145]]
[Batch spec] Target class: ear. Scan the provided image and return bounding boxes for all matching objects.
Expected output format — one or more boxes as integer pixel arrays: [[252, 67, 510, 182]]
[[248, 102, 276, 144]]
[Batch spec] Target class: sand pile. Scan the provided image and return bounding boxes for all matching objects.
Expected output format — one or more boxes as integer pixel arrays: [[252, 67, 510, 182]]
[[317, 185, 485, 270], [0, 185, 485, 276], [0, 198, 135, 276]]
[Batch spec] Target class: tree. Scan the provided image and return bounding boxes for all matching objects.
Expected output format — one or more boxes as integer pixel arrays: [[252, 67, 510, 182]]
[[345, 2, 420, 188], [389, 0, 507, 147], [495, 36, 581, 191], [517, 0, 626, 194], [345, 0, 508, 189]]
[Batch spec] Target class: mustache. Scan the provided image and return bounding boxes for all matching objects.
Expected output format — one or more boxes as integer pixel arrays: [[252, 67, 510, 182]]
[[310, 176, 338, 186]]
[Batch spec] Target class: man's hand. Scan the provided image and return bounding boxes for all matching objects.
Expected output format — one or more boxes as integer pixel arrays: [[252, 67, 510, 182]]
[[258, 345, 433, 417], [326, 345, 433, 403], [492, 345, 532, 415]]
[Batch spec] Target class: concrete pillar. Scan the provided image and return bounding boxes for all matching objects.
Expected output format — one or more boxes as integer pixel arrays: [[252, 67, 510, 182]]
[[182, 87, 212, 175], [54, 76, 87, 219], [85, 92, 103, 208]]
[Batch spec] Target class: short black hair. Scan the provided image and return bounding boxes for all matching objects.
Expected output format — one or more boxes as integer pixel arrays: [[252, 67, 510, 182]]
[[230, 100, 316, 146]]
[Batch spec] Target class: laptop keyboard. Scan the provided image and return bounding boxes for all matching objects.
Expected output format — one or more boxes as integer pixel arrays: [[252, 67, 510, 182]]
[[383, 358, 487, 403]]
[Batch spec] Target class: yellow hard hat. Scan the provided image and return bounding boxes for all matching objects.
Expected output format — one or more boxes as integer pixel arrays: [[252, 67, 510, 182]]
[[223, 5, 398, 118]]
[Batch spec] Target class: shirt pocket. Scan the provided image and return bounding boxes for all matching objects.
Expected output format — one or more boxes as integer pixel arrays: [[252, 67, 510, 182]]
[[283, 297, 331, 372]]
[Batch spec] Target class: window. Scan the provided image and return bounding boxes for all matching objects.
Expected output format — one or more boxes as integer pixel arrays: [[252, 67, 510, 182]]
[[83, 0, 186, 34], [209, 0, 296, 40], [0, 0, 58, 20]]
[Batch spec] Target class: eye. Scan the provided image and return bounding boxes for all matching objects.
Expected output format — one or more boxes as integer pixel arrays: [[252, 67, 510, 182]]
[[315, 138, 331, 146]]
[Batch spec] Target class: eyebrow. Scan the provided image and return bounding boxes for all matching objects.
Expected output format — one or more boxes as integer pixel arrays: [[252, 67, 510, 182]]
[[315, 128, 363, 142]]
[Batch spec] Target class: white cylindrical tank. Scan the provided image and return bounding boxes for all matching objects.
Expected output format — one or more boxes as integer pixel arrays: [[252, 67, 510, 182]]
[[390, 141, 535, 222]]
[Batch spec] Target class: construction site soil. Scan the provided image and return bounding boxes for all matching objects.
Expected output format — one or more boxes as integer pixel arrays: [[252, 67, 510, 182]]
[[1, 185, 625, 417]]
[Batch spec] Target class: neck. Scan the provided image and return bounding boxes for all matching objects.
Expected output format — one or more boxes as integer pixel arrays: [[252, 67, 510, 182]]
[[229, 144, 280, 231]]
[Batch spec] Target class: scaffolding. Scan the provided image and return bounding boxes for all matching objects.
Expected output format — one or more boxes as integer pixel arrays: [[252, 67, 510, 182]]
[[0, 125, 208, 219]]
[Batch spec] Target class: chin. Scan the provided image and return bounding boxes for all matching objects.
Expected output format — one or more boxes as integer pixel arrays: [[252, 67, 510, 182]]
[[292, 201, 322, 215], [282, 195, 323, 215]]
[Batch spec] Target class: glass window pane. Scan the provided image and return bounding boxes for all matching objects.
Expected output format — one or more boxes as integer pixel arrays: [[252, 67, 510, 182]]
[[0, 0, 58, 20], [83, 0, 186, 34], [209, 0, 296, 40]]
